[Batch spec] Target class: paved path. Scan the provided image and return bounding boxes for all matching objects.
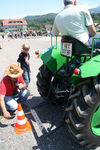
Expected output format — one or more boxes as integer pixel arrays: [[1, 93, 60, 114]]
[[0, 37, 99, 150]]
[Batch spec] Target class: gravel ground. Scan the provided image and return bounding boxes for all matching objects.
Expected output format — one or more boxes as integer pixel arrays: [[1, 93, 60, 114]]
[[0, 36, 100, 150]]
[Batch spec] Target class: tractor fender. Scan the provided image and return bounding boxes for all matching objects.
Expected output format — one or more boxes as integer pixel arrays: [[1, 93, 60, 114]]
[[71, 55, 100, 84], [80, 55, 100, 78], [39, 45, 66, 73]]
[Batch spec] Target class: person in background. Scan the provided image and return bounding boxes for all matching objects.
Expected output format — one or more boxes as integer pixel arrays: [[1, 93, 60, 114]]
[[52, 0, 100, 49], [17, 43, 31, 88], [1, 32, 5, 39], [0, 64, 30, 119]]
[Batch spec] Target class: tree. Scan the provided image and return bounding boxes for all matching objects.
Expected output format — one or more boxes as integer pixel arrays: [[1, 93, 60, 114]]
[[17, 26, 23, 31]]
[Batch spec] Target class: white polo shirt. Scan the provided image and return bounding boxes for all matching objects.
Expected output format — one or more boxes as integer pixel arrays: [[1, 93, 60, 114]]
[[52, 5, 93, 44]]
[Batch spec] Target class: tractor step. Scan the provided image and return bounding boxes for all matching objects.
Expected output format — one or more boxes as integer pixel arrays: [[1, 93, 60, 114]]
[[55, 89, 70, 98]]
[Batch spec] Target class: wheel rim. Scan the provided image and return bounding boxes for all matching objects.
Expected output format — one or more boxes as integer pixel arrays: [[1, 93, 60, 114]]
[[91, 103, 100, 136]]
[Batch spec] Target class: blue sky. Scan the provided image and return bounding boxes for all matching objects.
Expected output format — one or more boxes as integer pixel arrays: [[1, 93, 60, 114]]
[[0, 0, 99, 19]]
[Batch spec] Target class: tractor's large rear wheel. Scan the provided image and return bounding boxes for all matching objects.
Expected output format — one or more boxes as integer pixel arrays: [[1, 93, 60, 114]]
[[67, 77, 100, 149]]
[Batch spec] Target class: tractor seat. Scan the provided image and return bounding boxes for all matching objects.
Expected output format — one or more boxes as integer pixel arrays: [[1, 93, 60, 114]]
[[61, 36, 92, 57]]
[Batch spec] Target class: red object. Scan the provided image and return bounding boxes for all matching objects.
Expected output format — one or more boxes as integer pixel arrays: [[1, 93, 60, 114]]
[[61, 39, 64, 43], [3, 19, 27, 26], [35, 50, 39, 55], [73, 68, 80, 76], [27, 30, 35, 35], [37, 56, 40, 59], [0, 75, 25, 96], [21, 48, 23, 52]]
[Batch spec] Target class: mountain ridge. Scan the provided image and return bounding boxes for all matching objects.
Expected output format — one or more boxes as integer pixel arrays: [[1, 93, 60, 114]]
[[23, 6, 100, 20], [24, 13, 57, 20], [90, 6, 100, 13]]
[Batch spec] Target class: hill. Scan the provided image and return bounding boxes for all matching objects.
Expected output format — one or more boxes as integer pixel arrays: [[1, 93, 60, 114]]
[[24, 13, 57, 20], [24, 13, 57, 30], [90, 6, 100, 13]]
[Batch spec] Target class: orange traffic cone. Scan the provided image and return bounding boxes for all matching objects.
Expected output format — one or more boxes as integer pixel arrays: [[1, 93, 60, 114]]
[[13, 104, 32, 135]]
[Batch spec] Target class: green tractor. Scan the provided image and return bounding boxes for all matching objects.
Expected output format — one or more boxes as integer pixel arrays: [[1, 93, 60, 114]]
[[36, 35, 100, 149]]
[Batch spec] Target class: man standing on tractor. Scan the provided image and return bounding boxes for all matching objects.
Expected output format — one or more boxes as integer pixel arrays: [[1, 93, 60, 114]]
[[52, 0, 100, 49]]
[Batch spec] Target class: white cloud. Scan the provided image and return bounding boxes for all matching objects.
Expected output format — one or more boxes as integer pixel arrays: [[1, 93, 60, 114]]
[[82, 3, 98, 9], [88, 5, 98, 9]]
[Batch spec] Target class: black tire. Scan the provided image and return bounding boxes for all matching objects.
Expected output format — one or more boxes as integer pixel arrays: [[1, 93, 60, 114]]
[[67, 76, 100, 149], [36, 64, 53, 100], [37, 64, 68, 104]]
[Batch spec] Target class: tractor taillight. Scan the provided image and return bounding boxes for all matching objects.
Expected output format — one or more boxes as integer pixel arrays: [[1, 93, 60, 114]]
[[61, 39, 64, 42], [74, 68, 80, 76]]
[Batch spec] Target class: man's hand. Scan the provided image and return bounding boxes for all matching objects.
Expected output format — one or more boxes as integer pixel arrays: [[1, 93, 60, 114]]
[[3, 111, 11, 119], [0, 95, 11, 119], [18, 83, 25, 89]]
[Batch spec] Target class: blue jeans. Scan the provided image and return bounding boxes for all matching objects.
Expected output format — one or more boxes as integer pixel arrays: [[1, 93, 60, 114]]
[[88, 34, 100, 49], [4, 89, 30, 111], [22, 70, 30, 87]]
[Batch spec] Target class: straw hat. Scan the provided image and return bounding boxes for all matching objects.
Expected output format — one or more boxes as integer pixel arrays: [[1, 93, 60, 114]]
[[5, 64, 23, 78]]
